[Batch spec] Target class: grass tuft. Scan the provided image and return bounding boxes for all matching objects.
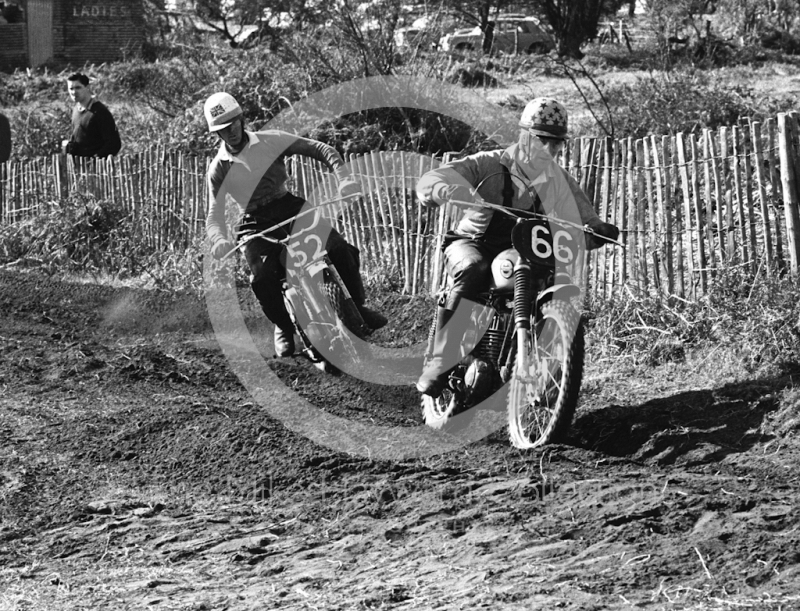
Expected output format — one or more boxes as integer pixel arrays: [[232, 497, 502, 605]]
[[584, 267, 800, 377]]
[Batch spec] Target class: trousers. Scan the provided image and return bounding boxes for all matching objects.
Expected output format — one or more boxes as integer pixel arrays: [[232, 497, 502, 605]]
[[442, 237, 507, 311]]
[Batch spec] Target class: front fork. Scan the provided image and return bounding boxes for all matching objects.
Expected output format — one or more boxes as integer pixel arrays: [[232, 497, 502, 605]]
[[284, 263, 325, 330], [510, 259, 534, 380], [507, 262, 579, 382]]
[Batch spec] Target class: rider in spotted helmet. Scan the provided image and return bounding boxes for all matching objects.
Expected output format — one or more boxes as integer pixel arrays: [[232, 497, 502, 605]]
[[414, 97, 619, 398]]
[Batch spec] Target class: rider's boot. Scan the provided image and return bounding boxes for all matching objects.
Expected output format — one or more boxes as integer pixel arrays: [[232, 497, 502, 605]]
[[274, 325, 296, 358], [416, 307, 460, 398]]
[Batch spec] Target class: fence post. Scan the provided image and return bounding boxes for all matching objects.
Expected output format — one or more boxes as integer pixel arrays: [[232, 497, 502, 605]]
[[766, 118, 786, 266], [702, 129, 717, 273], [778, 112, 800, 274], [731, 125, 750, 269], [669, 135, 684, 298], [652, 135, 672, 296], [676, 133, 696, 299], [719, 126, 736, 262], [750, 121, 774, 269], [740, 119, 758, 273], [54, 154, 67, 199], [642, 137, 660, 293]]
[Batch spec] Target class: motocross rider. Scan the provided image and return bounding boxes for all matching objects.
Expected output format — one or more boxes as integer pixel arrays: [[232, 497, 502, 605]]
[[204, 92, 387, 357], [415, 97, 620, 398]]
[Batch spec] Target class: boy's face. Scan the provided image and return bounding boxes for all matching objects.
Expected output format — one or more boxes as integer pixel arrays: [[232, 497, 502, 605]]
[[216, 116, 244, 150], [67, 80, 92, 107], [540, 137, 565, 159]]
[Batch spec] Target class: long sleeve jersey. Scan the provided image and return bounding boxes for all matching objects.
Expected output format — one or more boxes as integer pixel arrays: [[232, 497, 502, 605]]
[[205, 130, 345, 243], [416, 146, 603, 250]]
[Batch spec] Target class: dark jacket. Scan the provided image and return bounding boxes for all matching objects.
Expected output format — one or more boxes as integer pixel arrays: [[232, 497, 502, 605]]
[[0, 112, 10, 163], [67, 99, 121, 158]]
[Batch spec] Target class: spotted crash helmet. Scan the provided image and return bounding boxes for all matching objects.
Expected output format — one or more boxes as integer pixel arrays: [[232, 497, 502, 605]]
[[518, 97, 568, 140]]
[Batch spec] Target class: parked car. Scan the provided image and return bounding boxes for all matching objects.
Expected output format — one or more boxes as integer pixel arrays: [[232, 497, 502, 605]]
[[394, 24, 426, 48], [439, 14, 554, 54], [395, 14, 460, 49]]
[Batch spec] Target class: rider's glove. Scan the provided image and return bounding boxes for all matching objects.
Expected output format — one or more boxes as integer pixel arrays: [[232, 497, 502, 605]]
[[337, 177, 362, 199], [586, 222, 620, 249], [211, 238, 235, 260], [595, 222, 620, 242], [335, 166, 363, 199]]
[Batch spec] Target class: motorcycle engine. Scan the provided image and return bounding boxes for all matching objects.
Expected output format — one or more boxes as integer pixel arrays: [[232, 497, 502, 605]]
[[463, 308, 513, 404], [463, 358, 494, 405]]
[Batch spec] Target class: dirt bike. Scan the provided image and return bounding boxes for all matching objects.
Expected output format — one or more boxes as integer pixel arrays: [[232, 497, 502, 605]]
[[421, 202, 617, 449], [235, 207, 370, 374]]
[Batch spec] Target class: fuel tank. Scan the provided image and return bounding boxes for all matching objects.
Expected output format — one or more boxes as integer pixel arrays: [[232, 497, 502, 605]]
[[489, 248, 520, 291]]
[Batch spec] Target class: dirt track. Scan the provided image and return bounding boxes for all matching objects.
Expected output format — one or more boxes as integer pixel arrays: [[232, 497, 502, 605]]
[[1, 269, 799, 610]]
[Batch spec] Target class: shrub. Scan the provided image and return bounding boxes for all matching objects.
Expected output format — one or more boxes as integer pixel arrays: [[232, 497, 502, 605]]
[[759, 26, 800, 54], [586, 267, 800, 374], [309, 108, 476, 156], [2, 101, 69, 158], [0, 195, 140, 275], [600, 68, 793, 138], [0, 193, 227, 292]]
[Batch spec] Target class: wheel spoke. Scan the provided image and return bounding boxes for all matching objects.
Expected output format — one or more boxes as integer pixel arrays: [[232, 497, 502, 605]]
[[507, 301, 583, 449]]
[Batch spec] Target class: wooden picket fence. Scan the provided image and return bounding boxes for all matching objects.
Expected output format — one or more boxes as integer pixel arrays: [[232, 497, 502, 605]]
[[571, 113, 800, 301], [2, 111, 800, 299], [291, 151, 445, 296]]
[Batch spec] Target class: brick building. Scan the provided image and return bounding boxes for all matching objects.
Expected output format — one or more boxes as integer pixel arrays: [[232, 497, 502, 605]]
[[0, 0, 144, 72]]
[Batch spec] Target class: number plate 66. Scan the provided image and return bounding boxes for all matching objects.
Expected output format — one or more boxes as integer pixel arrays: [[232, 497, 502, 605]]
[[511, 218, 577, 268]]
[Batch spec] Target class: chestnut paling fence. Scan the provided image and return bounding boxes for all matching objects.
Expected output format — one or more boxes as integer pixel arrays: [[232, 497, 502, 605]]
[[2, 111, 800, 299]]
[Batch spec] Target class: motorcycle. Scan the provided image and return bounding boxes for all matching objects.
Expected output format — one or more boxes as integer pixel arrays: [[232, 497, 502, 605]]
[[421, 202, 617, 449], [234, 206, 371, 374]]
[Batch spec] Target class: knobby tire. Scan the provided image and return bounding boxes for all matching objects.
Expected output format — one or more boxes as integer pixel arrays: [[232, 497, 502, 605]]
[[507, 299, 584, 449]]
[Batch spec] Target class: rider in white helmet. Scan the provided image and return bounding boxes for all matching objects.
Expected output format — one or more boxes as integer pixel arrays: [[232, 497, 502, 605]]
[[414, 97, 619, 398], [203, 92, 386, 357]]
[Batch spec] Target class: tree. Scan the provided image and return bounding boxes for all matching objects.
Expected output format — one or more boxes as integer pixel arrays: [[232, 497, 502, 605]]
[[714, 0, 800, 39], [186, 0, 329, 48], [330, 0, 405, 76], [531, 0, 627, 58], [642, 0, 721, 60], [446, 0, 514, 52]]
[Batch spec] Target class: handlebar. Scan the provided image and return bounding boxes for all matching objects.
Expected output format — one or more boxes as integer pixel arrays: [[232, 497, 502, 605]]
[[443, 197, 625, 249], [220, 194, 360, 261]]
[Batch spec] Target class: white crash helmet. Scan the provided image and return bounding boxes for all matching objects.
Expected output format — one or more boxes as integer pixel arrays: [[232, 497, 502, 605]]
[[519, 97, 568, 140], [204, 92, 242, 132]]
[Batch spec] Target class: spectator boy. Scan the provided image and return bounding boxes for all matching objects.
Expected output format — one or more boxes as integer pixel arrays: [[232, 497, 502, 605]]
[[62, 73, 121, 158]]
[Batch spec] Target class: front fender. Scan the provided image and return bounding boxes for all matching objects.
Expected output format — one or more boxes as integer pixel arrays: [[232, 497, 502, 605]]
[[536, 283, 581, 306]]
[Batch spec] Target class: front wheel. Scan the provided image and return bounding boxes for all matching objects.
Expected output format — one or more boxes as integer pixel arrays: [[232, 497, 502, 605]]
[[321, 277, 371, 366], [507, 300, 584, 449], [323, 276, 370, 339], [526, 42, 550, 54]]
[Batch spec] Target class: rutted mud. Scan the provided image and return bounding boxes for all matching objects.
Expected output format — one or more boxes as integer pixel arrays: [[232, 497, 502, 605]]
[[1, 270, 799, 610]]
